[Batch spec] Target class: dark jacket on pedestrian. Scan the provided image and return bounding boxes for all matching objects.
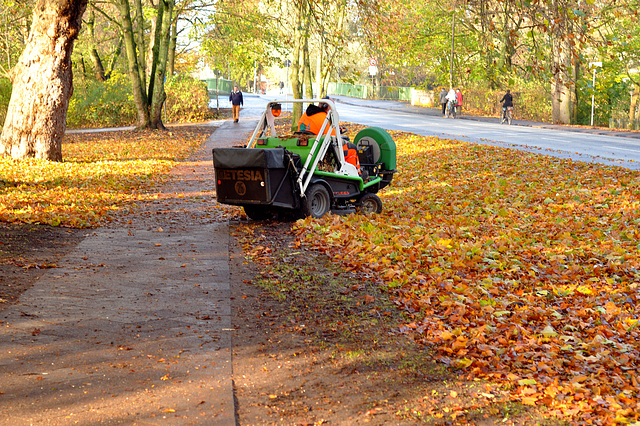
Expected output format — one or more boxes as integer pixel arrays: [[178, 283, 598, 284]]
[[229, 90, 243, 106], [439, 89, 447, 105]]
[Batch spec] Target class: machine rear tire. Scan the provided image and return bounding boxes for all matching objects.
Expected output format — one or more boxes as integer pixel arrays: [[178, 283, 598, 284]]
[[356, 193, 382, 215], [301, 184, 331, 218]]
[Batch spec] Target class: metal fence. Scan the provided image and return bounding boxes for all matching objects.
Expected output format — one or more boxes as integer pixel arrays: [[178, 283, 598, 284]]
[[327, 82, 412, 101], [203, 78, 233, 96]]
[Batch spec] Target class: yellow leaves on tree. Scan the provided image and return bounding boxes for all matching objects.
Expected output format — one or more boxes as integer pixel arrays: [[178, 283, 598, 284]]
[[0, 129, 205, 227], [293, 133, 640, 424]]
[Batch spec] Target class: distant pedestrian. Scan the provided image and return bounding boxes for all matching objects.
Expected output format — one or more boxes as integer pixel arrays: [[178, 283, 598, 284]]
[[229, 85, 243, 123], [455, 88, 464, 117], [439, 88, 447, 116]]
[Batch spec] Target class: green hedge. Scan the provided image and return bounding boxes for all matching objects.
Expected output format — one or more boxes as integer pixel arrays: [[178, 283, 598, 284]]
[[67, 72, 213, 129], [165, 75, 213, 122], [67, 72, 137, 129]]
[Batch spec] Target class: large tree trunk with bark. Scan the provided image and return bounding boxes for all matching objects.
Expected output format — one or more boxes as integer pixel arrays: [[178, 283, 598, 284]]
[[149, 0, 173, 130], [0, 0, 87, 161], [551, 33, 573, 124]]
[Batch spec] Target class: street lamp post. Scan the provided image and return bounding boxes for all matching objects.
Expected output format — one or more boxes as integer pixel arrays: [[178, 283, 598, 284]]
[[589, 61, 602, 126], [253, 60, 257, 94], [368, 58, 378, 99], [214, 69, 220, 113], [284, 59, 291, 111]]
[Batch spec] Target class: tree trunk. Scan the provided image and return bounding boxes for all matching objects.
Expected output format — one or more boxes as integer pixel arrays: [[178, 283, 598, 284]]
[[303, 37, 313, 99], [149, 0, 173, 129], [105, 34, 123, 79], [549, 0, 573, 125], [315, 49, 323, 98], [86, 11, 106, 81], [133, 0, 146, 90], [167, 17, 177, 78], [289, 1, 305, 131], [551, 34, 572, 124], [630, 83, 639, 123], [117, 0, 149, 127], [571, 57, 579, 124], [0, 0, 87, 161]]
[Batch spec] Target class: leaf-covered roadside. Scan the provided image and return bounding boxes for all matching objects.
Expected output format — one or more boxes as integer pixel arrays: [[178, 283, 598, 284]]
[[0, 128, 207, 227], [293, 134, 640, 424]]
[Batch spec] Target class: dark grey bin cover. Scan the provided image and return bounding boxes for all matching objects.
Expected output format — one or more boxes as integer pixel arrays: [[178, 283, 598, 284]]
[[212, 148, 286, 169]]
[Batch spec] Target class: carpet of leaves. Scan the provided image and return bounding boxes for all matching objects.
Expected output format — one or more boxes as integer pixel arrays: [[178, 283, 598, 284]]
[[292, 132, 640, 424], [0, 128, 206, 227]]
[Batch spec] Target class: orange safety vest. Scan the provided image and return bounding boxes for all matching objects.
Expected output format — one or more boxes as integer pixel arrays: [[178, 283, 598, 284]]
[[343, 142, 361, 173], [297, 108, 336, 136]]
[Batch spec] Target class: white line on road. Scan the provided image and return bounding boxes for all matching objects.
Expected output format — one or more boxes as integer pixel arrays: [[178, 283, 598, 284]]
[[602, 146, 640, 153], [540, 137, 569, 143]]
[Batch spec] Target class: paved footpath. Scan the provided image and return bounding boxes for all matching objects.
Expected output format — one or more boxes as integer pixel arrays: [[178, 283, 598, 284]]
[[0, 119, 256, 425]]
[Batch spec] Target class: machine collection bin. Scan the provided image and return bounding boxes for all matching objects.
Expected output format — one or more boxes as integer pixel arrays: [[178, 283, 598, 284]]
[[212, 147, 299, 209]]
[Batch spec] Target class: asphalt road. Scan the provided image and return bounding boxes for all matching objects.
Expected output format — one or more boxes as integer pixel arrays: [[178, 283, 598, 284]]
[[248, 92, 640, 171]]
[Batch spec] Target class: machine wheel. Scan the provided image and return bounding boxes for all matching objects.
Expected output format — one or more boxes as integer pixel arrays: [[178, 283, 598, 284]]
[[243, 205, 272, 220], [356, 193, 382, 215], [301, 184, 331, 218]]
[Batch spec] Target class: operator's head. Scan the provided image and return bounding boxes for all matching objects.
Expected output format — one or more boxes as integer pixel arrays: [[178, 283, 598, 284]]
[[319, 96, 331, 111]]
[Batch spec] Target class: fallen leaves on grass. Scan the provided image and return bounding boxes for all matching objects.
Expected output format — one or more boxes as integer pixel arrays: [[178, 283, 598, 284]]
[[0, 128, 206, 227], [293, 133, 640, 424]]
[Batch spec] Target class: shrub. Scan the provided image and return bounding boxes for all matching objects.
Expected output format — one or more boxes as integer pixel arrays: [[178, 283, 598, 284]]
[[164, 74, 213, 122], [461, 79, 552, 122], [67, 72, 137, 129], [0, 77, 12, 129]]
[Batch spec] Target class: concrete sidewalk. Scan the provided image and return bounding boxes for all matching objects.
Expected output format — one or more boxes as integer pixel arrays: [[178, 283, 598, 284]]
[[0, 119, 257, 425]]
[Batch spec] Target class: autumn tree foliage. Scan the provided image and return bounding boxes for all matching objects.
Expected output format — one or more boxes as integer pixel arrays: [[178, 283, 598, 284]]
[[0, 0, 88, 161], [371, 0, 638, 125]]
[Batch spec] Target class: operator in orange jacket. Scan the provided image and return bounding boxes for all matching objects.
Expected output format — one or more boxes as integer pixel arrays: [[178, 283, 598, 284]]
[[297, 98, 361, 174], [297, 98, 336, 136]]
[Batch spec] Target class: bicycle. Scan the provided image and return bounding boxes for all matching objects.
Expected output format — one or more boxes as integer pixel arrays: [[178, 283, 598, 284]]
[[446, 100, 457, 119], [501, 106, 513, 125]]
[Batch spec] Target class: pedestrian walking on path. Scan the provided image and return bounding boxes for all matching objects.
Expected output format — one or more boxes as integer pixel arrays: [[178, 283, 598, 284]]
[[455, 88, 464, 117], [229, 85, 244, 123], [439, 88, 447, 116]]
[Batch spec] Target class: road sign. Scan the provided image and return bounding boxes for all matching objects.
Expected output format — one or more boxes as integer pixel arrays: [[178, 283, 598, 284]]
[[369, 58, 377, 67], [369, 66, 378, 76]]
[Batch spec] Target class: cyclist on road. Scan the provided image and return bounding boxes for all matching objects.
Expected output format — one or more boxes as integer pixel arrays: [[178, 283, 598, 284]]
[[445, 88, 457, 118], [500, 89, 513, 121]]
